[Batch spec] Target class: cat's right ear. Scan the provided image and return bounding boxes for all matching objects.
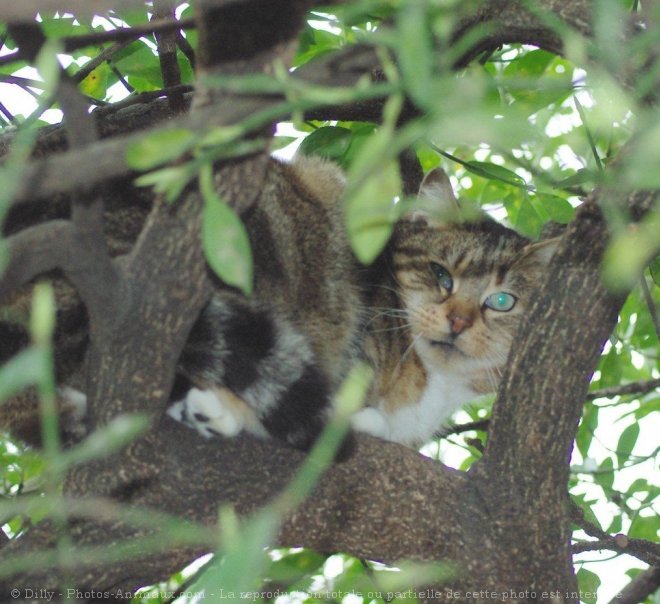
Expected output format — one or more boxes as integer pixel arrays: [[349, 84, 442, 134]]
[[406, 168, 460, 226]]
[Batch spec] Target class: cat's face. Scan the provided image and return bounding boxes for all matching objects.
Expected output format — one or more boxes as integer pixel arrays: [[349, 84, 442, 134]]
[[390, 219, 554, 391]]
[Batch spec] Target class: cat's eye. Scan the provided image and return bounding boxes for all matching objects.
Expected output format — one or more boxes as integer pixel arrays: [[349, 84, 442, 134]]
[[484, 292, 517, 312], [430, 262, 453, 291]]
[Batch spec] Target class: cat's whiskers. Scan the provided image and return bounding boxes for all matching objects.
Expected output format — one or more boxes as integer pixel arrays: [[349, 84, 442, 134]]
[[396, 333, 422, 370]]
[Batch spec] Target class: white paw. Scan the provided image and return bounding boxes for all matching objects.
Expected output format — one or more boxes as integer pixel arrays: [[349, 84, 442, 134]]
[[351, 407, 391, 440], [57, 386, 87, 420], [167, 388, 244, 438]]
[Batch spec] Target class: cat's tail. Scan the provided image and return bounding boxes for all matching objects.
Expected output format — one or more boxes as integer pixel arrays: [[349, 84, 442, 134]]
[[178, 296, 352, 457]]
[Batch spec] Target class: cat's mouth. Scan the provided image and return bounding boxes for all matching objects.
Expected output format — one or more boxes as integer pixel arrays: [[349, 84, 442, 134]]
[[429, 338, 463, 354]]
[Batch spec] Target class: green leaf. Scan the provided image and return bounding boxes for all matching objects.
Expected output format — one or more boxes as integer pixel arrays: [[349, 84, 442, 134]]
[[0, 346, 44, 403], [504, 48, 555, 77], [615, 423, 640, 466], [59, 414, 150, 468], [191, 507, 279, 602], [603, 206, 660, 291], [576, 568, 600, 604], [505, 194, 544, 239], [200, 166, 253, 296], [264, 550, 326, 585], [596, 457, 615, 491], [79, 63, 111, 100], [555, 168, 596, 190], [134, 162, 198, 203], [464, 161, 526, 188], [298, 126, 352, 161], [345, 161, 402, 264], [530, 193, 576, 224], [396, 3, 433, 109], [649, 256, 660, 285], [629, 513, 660, 541], [114, 43, 162, 91], [125, 129, 197, 171], [576, 404, 598, 458]]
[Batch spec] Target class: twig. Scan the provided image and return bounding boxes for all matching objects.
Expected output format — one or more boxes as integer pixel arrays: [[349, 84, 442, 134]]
[[586, 377, 660, 401], [0, 17, 196, 69], [152, 0, 185, 113], [571, 537, 660, 567], [0, 102, 18, 126], [640, 274, 660, 343], [71, 40, 134, 84], [570, 501, 660, 567], [176, 31, 196, 69], [607, 566, 660, 604]]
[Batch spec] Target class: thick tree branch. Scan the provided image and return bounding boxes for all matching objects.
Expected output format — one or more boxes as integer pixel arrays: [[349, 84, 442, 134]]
[[0, 431, 467, 598]]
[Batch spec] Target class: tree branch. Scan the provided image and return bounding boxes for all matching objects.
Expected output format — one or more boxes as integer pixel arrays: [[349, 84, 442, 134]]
[[152, 0, 186, 113], [570, 497, 660, 567], [607, 566, 660, 604], [572, 537, 660, 567], [586, 377, 660, 401]]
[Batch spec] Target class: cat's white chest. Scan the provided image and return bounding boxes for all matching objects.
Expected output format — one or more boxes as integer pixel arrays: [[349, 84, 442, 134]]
[[351, 371, 477, 446]]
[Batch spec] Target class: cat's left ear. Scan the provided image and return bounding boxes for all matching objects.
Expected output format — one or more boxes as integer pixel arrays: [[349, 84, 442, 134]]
[[407, 168, 460, 226], [518, 237, 561, 266]]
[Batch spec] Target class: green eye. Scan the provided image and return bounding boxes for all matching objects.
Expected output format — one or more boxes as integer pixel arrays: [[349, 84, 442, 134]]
[[430, 263, 453, 291], [484, 292, 517, 312]]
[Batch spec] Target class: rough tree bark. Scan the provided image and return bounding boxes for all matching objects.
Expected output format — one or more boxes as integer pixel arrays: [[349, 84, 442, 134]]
[[0, 1, 658, 603]]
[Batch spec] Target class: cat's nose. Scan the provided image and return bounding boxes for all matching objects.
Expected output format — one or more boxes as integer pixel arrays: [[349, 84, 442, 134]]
[[448, 312, 473, 335]]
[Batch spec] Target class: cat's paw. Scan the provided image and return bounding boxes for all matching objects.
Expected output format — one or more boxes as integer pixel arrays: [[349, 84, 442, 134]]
[[167, 388, 244, 438], [351, 407, 391, 440], [57, 386, 87, 420]]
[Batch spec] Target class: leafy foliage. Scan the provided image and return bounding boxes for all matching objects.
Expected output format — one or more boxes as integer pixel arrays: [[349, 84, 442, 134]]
[[0, 1, 658, 603]]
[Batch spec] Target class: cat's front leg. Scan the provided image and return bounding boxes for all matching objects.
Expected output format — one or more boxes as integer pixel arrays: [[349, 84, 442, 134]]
[[351, 406, 391, 440]]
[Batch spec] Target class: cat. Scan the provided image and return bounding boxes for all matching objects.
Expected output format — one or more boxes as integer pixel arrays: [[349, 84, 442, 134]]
[[166, 158, 557, 449], [0, 155, 556, 452]]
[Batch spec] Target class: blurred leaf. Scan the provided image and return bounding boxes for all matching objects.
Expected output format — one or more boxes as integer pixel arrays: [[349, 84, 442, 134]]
[[464, 161, 526, 188], [530, 193, 575, 224], [576, 404, 598, 458], [555, 168, 596, 190], [603, 207, 660, 291], [58, 414, 150, 468], [615, 423, 640, 466], [264, 550, 326, 585], [114, 43, 162, 91], [396, 3, 433, 110], [504, 194, 543, 238], [200, 166, 253, 296], [126, 128, 197, 171], [629, 514, 659, 541], [345, 161, 402, 264], [649, 257, 660, 286], [134, 162, 198, 203], [596, 457, 615, 491], [79, 63, 111, 99], [576, 568, 600, 604], [191, 507, 278, 602], [606, 513, 623, 534], [0, 348, 44, 403], [298, 126, 353, 161]]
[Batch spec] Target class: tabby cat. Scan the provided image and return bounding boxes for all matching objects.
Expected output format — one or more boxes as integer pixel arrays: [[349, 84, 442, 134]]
[[0, 156, 556, 452], [167, 156, 557, 449]]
